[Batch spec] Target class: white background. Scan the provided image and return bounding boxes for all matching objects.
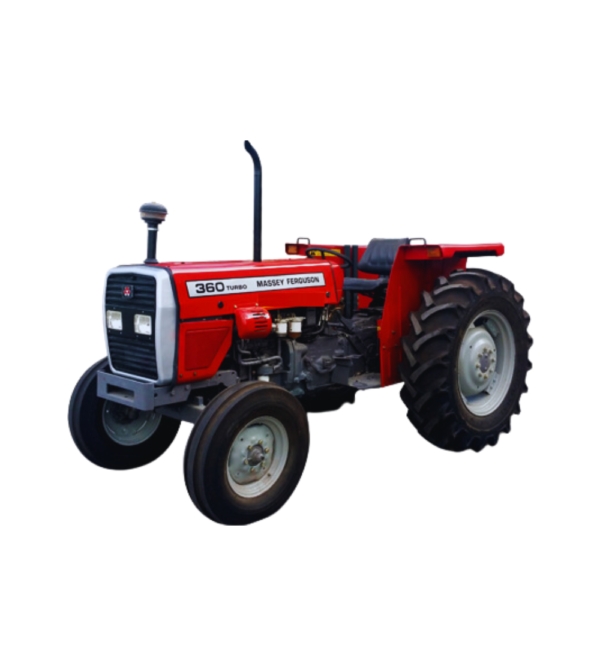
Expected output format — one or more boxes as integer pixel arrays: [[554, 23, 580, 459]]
[[1, 1, 599, 664]]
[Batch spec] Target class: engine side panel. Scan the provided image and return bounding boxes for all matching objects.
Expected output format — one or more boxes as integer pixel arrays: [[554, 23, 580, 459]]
[[164, 259, 344, 320], [178, 320, 233, 383]]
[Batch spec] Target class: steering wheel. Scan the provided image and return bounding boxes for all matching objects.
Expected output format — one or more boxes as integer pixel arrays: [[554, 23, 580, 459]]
[[305, 246, 353, 270]]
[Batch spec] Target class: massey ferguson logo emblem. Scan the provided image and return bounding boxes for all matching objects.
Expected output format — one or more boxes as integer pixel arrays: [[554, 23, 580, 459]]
[[122, 285, 134, 298]]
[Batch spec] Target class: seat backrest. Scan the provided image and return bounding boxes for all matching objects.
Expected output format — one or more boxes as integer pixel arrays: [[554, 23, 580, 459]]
[[358, 238, 409, 275]]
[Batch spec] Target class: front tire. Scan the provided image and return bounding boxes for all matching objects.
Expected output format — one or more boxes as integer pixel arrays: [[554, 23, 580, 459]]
[[184, 382, 310, 525], [400, 269, 533, 452], [68, 359, 180, 469]]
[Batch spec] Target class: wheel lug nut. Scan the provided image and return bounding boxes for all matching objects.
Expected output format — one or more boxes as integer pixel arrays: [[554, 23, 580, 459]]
[[244, 459, 249, 466], [261, 462, 266, 469], [258, 440, 263, 445], [264, 447, 270, 453], [247, 445, 252, 450], [251, 467, 256, 473]]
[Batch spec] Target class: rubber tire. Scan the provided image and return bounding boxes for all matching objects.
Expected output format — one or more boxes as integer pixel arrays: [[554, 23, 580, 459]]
[[399, 269, 533, 452], [299, 386, 357, 413], [184, 382, 310, 525], [68, 359, 181, 469]]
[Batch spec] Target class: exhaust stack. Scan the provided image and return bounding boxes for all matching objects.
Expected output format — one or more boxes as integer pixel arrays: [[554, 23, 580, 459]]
[[244, 140, 262, 262], [140, 202, 168, 264]]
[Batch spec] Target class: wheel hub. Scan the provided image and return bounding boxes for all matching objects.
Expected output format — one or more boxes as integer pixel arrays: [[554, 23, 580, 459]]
[[458, 327, 497, 397], [247, 444, 266, 467], [457, 309, 517, 417], [102, 401, 162, 446], [226, 417, 290, 498], [228, 424, 274, 484], [479, 351, 491, 373]]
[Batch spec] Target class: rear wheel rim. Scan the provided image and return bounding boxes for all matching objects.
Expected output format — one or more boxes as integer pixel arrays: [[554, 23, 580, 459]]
[[226, 416, 289, 498], [102, 401, 162, 446], [458, 309, 516, 416]]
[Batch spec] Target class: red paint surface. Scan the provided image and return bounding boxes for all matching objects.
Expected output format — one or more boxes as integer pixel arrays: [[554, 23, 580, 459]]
[[378, 251, 468, 386], [162, 259, 344, 320], [178, 320, 233, 383], [235, 307, 272, 339]]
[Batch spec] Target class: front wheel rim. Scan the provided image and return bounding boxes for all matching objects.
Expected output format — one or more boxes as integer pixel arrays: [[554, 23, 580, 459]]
[[226, 416, 289, 498], [102, 401, 162, 446], [458, 309, 516, 417]]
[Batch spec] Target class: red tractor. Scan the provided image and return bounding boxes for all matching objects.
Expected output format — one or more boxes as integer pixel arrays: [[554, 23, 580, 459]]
[[69, 142, 532, 525]]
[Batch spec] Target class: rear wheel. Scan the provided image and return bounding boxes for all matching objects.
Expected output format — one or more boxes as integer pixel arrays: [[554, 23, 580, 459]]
[[184, 382, 309, 525], [68, 359, 180, 469], [400, 269, 532, 452]]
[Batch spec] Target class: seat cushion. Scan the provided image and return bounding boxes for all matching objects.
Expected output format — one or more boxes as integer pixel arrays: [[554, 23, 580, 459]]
[[343, 276, 388, 292], [358, 238, 409, 275]]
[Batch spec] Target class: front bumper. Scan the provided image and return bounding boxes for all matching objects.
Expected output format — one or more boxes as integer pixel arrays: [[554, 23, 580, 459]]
[[97, 369, 239, 413], [97, 371, 191, 411]]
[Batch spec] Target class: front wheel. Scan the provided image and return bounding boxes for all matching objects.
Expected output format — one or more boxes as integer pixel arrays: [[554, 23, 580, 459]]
[[68, 359, 180, 469], [184, 382, 310, 525], [400, 269, 533, 452]]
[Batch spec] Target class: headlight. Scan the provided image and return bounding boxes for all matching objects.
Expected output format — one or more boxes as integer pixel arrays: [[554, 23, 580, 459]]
[[134, 314, 152, 335], [106, 310, 123, 331]]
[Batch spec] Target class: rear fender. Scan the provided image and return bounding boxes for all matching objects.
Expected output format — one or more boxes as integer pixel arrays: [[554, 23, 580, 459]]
[[378, 243, 504, 386]]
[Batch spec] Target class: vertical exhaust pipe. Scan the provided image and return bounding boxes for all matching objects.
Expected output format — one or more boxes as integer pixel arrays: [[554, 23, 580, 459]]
[[244, 140, 262, 262]]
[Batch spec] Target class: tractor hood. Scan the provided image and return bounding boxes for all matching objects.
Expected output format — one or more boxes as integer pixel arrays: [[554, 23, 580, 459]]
[[159, 258, 344, 320]]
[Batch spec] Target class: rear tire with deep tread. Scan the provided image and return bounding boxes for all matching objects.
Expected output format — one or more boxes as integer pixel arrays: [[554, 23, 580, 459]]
[[399, 269, 532, 452]]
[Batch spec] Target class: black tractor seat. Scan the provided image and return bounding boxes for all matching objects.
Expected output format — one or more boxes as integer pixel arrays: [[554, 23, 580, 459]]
[[343, 238, 408, 292]]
